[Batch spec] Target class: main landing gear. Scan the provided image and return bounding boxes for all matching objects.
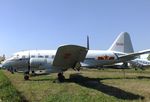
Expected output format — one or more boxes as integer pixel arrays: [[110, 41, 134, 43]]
[[24, 60, 31, 80], [24, 71, 30, 80], [54, 72, 65, 82]]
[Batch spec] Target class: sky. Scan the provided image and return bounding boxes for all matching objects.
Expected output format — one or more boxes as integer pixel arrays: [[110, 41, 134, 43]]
[[0, 0, 150, 56]]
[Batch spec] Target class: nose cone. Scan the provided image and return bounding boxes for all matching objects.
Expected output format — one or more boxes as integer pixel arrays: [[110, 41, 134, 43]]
[[1, 60, 11, 69]]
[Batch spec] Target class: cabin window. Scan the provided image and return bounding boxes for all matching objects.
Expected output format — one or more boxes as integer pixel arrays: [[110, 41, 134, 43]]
[[31, 55, 35, 58], [45, 55, 49, 58], [22, 56, 25, 58], [38, 55, 44, 58]]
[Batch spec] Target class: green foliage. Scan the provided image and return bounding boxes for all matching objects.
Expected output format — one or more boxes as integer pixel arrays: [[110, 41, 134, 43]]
[[0, 71, 24, 102], [3, 69, 150, 102]]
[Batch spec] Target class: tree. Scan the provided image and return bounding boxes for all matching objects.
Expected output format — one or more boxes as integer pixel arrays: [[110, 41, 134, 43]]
[[147, 54, 150, 61]]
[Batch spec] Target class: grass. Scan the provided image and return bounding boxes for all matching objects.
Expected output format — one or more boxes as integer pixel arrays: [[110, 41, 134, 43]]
[[2, 68, 150, 102], [0, 70, 26, 102]]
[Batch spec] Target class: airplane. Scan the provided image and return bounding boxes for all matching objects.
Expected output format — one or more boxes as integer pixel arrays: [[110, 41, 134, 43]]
[[107, 54, 150, 70], [2, 45, 88, 81], [129, 57, 150, 70], [101, 58, 150, 69], [81, 32, 150, 68], [2, 32, 150, 81]]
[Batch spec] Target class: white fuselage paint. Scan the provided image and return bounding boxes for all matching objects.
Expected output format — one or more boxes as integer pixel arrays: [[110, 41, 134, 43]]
[[2, 32, 135, 72], [2, 50, 126, 72], [129, 59, 150, 68]]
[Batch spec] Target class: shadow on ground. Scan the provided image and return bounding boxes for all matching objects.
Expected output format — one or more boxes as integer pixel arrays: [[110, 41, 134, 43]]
[[29, 73, 145, 100], [137, 76, 150, 79], [64, 74, 144, 100]]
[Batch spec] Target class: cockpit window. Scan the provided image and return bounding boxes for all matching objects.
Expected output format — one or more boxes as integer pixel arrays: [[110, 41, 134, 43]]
[[13, 55, 19, 59]]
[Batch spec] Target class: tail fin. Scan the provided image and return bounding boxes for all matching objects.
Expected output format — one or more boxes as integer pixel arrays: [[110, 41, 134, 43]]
[[108, 32, 134, 53]]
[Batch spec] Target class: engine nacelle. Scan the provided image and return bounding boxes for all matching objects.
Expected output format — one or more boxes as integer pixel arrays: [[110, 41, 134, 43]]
[[30, 58, 61, 73], [30, 58, 53, 70], [30, 58, 46, 66]]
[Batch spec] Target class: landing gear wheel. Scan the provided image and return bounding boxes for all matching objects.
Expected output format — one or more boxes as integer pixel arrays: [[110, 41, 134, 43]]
[[58, 73, 65, 82], [32, 71, 35, 74], [31, 71, 36, 76], [24, 75, 29, 80], [24, 71, 30, 80]]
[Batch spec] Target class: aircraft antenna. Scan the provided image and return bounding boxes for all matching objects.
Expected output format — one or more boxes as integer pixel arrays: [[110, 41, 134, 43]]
[[87, 35, 89, 50]]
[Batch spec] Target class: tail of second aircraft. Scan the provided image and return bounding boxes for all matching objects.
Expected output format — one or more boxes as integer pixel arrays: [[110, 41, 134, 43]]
[[108, 32, 134, 53]]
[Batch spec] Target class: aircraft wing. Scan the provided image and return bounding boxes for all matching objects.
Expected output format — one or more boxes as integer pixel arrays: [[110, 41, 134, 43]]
[[53, 45, 88, 68], [119, 49, 150, 61]]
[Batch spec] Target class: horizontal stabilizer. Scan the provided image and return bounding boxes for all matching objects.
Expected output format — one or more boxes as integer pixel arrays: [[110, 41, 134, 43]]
[[119, 49, 150, 61]]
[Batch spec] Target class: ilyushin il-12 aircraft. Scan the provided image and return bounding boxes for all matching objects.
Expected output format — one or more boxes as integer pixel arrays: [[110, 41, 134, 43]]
[[2, 32, 150, 81]]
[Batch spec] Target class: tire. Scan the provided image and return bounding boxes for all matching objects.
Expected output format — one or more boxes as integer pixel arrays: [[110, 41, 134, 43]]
[[58, 73, 65, 82], [24, 75, 29, 80]]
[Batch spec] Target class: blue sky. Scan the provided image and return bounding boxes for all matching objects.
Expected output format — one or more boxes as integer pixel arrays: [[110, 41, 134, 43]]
[[0, 0, 150, 56]]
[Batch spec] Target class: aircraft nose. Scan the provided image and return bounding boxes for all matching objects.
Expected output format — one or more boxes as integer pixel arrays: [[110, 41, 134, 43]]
[[1, 60, 11, 69]]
